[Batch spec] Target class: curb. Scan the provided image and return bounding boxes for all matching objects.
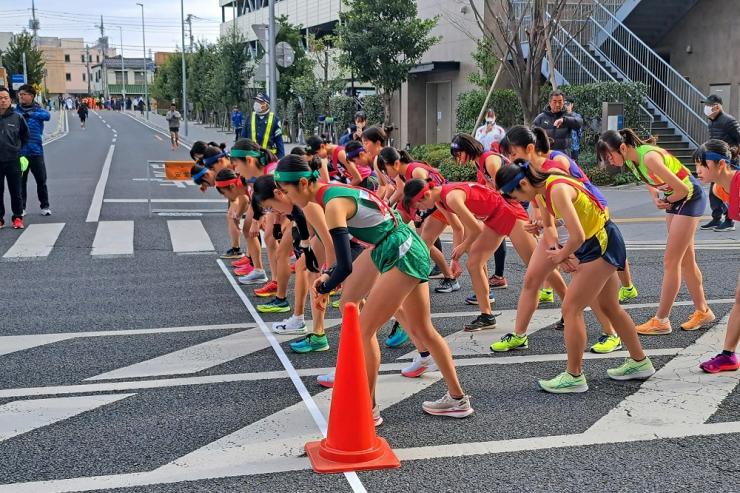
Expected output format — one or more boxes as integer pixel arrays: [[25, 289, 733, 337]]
[[42, 110, 68, 145]]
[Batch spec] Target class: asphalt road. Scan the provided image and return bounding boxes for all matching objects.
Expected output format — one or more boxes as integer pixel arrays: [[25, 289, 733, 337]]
[[0, 110, 738, 492]]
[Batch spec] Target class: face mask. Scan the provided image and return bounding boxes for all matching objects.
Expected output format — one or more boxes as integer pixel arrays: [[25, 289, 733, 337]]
[[486, 118, 495, 124], [253, 102, 263, 113], [703, 105, 714, 117]]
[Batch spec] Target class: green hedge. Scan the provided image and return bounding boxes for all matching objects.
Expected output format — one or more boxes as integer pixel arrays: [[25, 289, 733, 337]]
[[409, 143, 477, 182], [456, 89, 522, 134]]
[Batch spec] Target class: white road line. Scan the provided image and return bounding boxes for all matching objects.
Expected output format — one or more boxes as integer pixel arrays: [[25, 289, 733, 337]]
[[86, 144, 116, 223], [106, 124, 111, 129], [0, 323, 254, 358], [112, 138, 116, 143], [104, 198, 226, 203], [124, 113, 192, 150], [85, 328, 301, 381], [91, 221, 134, 256], [0, 394, 135, 443], [167, 220, 215, 253], [2, 223, 65, 259]]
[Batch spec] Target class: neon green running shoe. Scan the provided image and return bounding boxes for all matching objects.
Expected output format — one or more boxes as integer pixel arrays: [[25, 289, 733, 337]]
[[590, 334, 623, 354], [490, 333, 528, 352], [607, 357, 655, 381], [290, 333, 330, 353], [331, 298, 340, 309], [539, 288, 554, 303], [538, 371, 588, 393], [257, 297, 291, 313], [618, 285, 638, 302]]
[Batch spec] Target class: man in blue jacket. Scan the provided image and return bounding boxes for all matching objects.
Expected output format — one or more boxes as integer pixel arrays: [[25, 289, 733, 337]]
[[241, 93, 285, 158], [231, 106, 243, 142], [16, 85, 51, 216]]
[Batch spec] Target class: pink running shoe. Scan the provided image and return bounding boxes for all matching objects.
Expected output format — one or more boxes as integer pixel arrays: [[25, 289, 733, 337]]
[[699, 353, 739, 374]]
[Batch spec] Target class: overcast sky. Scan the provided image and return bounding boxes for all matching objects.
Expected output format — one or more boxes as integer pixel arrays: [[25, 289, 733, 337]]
[[1, 1, 223, 56]]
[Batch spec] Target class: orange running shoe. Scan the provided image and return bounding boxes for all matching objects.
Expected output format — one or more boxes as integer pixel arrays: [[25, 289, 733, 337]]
[[255, 280, 278, 297], [232, 256, 251, 268], [636, 317, 672, 335], [681, 309, 716, 331], [234, 264, 254, 276]]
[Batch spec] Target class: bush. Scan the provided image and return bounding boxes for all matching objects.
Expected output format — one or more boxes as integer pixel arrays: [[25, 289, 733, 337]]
[[409, 143, 476, 182], [362, 94, 384, 126], [439, 161, 477, 182], [583, 165, 613, 186], [329, 95, 355, 135], [456, 89, 522, 135]]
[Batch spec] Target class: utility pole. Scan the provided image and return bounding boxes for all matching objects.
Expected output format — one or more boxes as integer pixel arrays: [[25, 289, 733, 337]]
[[185, 14, 194, 52], [137, 2, 149, 120], [119, 26, 126, 108], [22, 52, 28, 83], [180, 0, 188, 136], [268, 0, 277, 104], [85, 44, 91, 94], [29, 0, 39, 44]]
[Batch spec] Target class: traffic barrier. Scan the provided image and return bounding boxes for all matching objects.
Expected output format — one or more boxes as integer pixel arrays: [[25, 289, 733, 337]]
[[146, 160, 227, 216], [305, 302, 400, 474]]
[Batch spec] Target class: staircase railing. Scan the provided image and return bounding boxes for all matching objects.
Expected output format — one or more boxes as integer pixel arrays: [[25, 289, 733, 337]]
[[588, 1, 706, 146]]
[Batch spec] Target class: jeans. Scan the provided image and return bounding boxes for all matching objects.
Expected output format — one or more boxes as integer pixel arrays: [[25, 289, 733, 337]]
[[21, 154, 50, 210], [709, 185, 730, 222], [0, 160, 24, 221]]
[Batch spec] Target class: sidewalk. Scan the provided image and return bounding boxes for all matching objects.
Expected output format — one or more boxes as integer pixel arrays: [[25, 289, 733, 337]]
[[127, 111, 236, 148], [42, 109, 67, 143]]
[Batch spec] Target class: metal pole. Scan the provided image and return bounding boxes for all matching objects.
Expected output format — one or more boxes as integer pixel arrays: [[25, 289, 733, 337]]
[[472, 64, 503, 134], [137, 2, 149, 120], [119, 26, 126, 107], [268, 0, 277, 104], [85, 45, 91, 94], [180, 0, 188, 136], [22, 52, 28, 83]]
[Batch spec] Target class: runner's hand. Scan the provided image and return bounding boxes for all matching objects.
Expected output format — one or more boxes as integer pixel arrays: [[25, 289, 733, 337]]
[[312, 274, 330, 299], [451, 242, 468, 261], [248, 221, 261, 238], [450, 259, 463, 278]]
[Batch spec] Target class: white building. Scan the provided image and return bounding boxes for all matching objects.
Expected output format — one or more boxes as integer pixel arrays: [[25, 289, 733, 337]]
[[91, 56, 154, 98]]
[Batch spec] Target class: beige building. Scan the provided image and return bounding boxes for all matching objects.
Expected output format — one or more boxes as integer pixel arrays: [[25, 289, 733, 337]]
[[34, 36, 112, 97]]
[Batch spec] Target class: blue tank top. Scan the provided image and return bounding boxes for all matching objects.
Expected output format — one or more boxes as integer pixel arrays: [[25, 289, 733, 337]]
[[549, 150, 608, 208]]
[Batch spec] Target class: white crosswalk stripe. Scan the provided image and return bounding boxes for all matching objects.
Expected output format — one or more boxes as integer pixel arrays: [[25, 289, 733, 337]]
[[91, 221, 134, 256], [2, 223, 65, 259], [167, 219, 215, 253]]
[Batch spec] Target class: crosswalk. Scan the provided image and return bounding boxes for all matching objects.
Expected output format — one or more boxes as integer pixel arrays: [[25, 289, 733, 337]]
[[0, 220, 219, 260]]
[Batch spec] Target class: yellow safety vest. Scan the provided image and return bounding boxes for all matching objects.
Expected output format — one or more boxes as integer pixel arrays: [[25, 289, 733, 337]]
[[251, 112, 276, 153]]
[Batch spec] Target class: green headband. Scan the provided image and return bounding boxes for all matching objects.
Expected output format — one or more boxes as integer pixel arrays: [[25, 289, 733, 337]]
[[230, 149, 262, 159], [274, 169, 319, 182]]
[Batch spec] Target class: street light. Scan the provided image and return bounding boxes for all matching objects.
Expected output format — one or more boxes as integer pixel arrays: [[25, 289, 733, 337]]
[[136, 2, 149, 120]]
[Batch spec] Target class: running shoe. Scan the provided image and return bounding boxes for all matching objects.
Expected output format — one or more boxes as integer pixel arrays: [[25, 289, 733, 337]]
[[401, 354, 438, 378], [464, 313, 497, 332], [12, 218, 24, 229], [490, 333, 528, 352], [489, 275, 508, 289], [290, 333, 329, 353], [331, 298, 340, 309], [538, 372, 588, 393], [618, 285, 639, 302], [234, 263, 255, 276], [317, 372, 334, 388], [272, 315, 307, 335], [422, 393, 474, 418], [700, 353, 740, 374], [714, 219, 736, 232], [385, 321, 409, 348], [429, 265, 444, 279], [464, 293, 496, 306], [607, 357, 656, 380], [220, 247, 243, 259], [239, 269, 268, 285], [636, 317, 672, 335], [232, 256, 251, 268], [680, 308, 716, 331], [553, 317, 565, 330], [290, 262, 296, 273], [700, 218, 721, 230], [538, 288, 554, 303], [590, 334, 623, 354], [40, 208, 52, 216], [0, 219, 4, 229], [435, 278, 461, 293], [257, 297, 291, 313], [254, 280, 278, 297], [373, 405, 383, 427]]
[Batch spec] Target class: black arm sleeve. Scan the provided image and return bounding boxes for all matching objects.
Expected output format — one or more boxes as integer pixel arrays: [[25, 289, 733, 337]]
[[291, 205, 310, 241], [316, 227, 353, 294]]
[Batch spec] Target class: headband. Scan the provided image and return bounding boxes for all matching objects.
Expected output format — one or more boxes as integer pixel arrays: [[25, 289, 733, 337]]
[[191, 167, 209, 182], [499, 163, 529, 195], [202, 151, 228, 167], [345, 146, 365, 160], [274, 169, 320, 182], [230, 149, 262, 159], [215, 177, 242, 188], [702, 151, 730, 163], [410, 182, 433, 207]]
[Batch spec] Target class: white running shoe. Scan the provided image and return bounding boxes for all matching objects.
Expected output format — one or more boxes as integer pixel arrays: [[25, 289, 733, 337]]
[[422, 392, 474, 418], [317, 372, 334, 388], [401, 354, 438, 378], [272, 315, 307, 335], [238, 269, 268, 285], [40, 208, 52, 216]]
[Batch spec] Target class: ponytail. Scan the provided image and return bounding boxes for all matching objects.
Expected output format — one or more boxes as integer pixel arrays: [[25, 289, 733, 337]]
[[531, 127, 551, 153], [450, 133, 483, 159], [398, 149, 413, 164], [506, 125, 551, 154], [377, 146, 401, 168]]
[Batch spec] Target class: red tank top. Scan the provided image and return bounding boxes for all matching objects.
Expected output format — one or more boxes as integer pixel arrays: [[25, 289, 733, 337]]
[[476, 151, 508, 186], [404, 161, 446, 186], [439, 183, 506, 219], [728, 172, 740, 221]]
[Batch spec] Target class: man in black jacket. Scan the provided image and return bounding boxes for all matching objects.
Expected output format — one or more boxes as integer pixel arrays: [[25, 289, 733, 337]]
[[532, 90, 583, 157], [701, 94, 740, 232], [0, 87, 29, 229]]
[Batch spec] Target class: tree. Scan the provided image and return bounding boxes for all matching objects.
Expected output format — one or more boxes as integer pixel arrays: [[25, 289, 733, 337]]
[[150, 52, 184, 104], [336, 0, 439, 127], [214, 28, 253, 109], [275, 17, 312, 105], [0, 31, 45, 87], [467, 0, 586, 123], [187, 41, 219, 123], [468, 38, 500, 91]]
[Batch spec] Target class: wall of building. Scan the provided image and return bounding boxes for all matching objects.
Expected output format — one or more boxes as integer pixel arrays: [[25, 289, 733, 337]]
[[655, 0, 740, 118]]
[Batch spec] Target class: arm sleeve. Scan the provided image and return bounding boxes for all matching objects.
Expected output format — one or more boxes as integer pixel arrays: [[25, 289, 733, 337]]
[[563, 112, 583, 129], [291, 205, 310, 241], [316, 227, 353, 294], [19, 116, 29, 146], [34, 108, 51, 121]]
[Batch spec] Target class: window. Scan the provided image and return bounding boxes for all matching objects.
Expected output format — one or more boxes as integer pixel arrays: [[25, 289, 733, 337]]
[[82, 73, 86, 82], [65, 73, 71, 81], [81, 54, 85, 63], [97, 55, 100, 63], [64, 54, 70, 62], [134, 71, 145, 84]]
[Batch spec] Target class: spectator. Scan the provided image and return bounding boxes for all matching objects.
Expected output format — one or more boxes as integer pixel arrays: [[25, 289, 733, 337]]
[[241, 93, 285, 158], [339, 111, 367, 146], [700, 94, 740, 232], [15, 84, 52, 216], [165, 103, 182, 151], [0, 86, 30, 229], [532, 90, 583, 156], [473, 108, 505, 151], [231, 106, 244, 142], [565, 100, 583, 161]]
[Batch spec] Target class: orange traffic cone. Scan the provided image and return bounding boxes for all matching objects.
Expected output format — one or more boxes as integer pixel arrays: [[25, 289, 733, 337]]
[[305, 302, 400, 473]]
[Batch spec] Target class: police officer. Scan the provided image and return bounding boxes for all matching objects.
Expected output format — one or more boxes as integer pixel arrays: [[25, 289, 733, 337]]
[[241, 93, 285, 158]]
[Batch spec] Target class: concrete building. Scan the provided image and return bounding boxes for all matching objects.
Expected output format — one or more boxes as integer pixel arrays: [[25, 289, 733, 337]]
[[91, 56, 154, 99]]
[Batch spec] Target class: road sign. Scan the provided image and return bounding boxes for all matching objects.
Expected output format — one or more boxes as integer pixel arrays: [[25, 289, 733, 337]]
[[251, 24, 281, 51], [11, 73, 24, 90], [275, 41, 295, 68]]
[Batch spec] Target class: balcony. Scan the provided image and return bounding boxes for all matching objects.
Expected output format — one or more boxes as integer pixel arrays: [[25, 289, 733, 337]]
[[108, 84, 148, 95]]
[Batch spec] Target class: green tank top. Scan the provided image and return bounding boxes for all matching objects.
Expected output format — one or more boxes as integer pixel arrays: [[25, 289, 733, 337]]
[[318, 185, 398, 245], [627, 145, 693, 198]]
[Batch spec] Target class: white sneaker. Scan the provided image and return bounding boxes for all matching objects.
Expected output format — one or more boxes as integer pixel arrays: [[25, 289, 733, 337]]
[[22, 209, 26, 217], [272, 315, 307, 335], [40, 208, 52, 216], [422, 392, 474, 418], [401, 354, 438, 378], [238, 269, 268, 285], [317, 372, 334, 388]]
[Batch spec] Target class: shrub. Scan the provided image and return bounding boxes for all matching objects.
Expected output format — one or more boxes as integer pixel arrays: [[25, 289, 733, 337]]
[[439, 160, 477, 182], [409, 143, 450, 165], [583, 165, 613, 186]]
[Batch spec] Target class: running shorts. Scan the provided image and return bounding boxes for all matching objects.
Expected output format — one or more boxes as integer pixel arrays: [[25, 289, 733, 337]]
[[371, 223, 430, 282], [666, 176, 707, 217], [483, 200, 529, 236], [574, 220, 626, 271], [170, 127, 179, 133]]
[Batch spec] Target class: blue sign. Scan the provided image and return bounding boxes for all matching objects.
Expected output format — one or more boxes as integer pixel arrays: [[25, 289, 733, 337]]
[[11, 74, 25, 83]]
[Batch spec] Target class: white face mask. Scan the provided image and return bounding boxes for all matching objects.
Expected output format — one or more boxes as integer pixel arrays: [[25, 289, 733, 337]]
[[254, 102, 263, 113], [704, 105, 714, 117], [486, 118, 495, 124]]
